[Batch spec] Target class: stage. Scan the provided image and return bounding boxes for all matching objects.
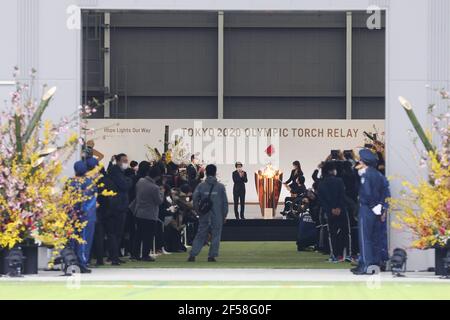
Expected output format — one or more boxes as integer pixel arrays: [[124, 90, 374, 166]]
[[222, 219, 297, 241], [220, 204, 297, 241]]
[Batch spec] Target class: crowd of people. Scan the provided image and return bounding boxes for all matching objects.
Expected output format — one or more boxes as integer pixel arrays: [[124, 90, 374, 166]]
[[68, 150, 229, 273], [280, 147, 390, 274], [68, 140, 390, 275]]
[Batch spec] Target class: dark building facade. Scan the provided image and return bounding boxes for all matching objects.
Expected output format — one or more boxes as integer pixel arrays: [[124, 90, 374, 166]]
[[82, 11, 385, 119]]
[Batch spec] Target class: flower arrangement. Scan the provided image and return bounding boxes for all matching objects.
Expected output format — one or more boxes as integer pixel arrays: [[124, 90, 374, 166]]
[[390, 90, 450, 249], [0, 68, 101, 260], [146, 136, 191, 166], [363, 126, 385, 155]]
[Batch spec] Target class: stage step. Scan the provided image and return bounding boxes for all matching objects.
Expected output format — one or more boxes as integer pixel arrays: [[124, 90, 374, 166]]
[[221, 219, 298, 241]]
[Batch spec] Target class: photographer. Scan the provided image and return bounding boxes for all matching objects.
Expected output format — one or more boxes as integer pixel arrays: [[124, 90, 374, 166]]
[[318, 161, 351, 263], [158, 184, 186, 253], [173, 184, 198, 247], [339, 151, 359, 256], [315, 151, 358, 258]]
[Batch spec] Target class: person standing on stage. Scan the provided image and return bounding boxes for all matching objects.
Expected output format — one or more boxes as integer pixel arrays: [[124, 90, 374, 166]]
[[188, 164, 228, 262], [352, 149, 390, 275], [232, 162, 248, 220], [283, 160, 304, 188]]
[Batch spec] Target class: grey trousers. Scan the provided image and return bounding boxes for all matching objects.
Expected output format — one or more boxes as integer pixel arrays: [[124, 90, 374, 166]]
[[190, 214, 223, 258]]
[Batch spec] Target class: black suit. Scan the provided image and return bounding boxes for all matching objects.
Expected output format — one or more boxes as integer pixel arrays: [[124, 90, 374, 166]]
[[94, 173, 118, 264], [187, 163, 203, 191], [284, 169, 304, 185], [232, 170, 248, 219], [318, 175, 351, 259], [107, 163, 132, 262]]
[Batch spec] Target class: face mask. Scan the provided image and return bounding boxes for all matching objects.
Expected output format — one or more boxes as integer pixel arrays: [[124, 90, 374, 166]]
[[358, 167, 367, 176], [121, 163, 129, 170]]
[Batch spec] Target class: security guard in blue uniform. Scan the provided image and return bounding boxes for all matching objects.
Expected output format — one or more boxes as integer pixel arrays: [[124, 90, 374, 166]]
[[70, 160, 98, 273], [352, 149, 390, 275]]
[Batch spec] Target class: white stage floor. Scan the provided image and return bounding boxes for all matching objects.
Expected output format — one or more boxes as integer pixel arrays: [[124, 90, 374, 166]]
[[227, 203, 282, 220]]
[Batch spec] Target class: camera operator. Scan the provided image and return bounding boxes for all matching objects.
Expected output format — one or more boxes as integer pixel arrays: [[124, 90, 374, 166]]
[[173, 184, 198, 246], [340, 150, 359, 257], [318, 150, 358, 259], [158, 184, 186, 253], [318, 161, 352, 263]]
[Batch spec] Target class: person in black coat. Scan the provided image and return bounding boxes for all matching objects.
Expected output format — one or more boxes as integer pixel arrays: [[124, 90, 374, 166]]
[[186, 155, 204, 191], [284, 160, 304, 187], [232, 162, 248, 220], [106, 153, 132, 265], [155, 154, 168, 176], [165, 161, 180, 188], [158, 184, 185, 253], [123, 160, 139, 256], [317, 161, 352, 262], [93, 168, 118, 266]]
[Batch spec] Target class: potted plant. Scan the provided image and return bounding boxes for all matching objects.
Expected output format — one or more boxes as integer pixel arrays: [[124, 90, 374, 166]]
[[0, 68, 100, 273], [390, 91, 450, 275]]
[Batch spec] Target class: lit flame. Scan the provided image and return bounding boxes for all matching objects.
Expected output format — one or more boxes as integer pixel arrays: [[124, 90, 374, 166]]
[[258, 164, 281, 179]]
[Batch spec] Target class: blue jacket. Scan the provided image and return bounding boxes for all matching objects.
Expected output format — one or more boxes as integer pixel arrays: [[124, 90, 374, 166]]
[[358, 167, 389, 208], [70, 176, 97, 222]]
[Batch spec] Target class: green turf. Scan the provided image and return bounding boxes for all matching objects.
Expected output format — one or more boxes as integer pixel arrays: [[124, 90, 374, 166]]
[[97, 242, 349, 269], [1, 281, 450, 300]]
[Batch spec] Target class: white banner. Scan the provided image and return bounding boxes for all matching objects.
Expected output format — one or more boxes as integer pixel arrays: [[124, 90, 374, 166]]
[[86, 119, 384, 202]]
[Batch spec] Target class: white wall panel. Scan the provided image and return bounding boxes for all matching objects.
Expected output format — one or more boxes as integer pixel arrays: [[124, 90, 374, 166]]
[[0, 1, 18, 79]]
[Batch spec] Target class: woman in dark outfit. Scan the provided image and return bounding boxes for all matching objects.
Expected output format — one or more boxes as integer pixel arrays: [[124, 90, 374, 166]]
[[284, 160, 304, 188]]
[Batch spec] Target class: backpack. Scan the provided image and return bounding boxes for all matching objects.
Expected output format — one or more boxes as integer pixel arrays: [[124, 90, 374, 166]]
[[197, 183, 215, 215]]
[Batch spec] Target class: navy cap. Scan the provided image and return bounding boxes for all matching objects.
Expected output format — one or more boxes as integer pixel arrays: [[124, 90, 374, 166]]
[[359, 149, 378, 167], [74, 160, 88, 176], [86, 157, 99, 170]]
